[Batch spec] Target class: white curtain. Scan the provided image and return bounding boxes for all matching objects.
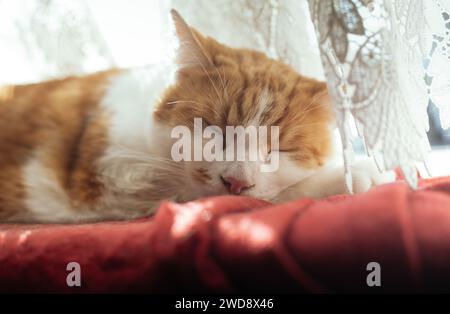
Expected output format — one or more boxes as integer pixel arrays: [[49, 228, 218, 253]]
[[1, 0, 449, 187], [0, 0, 171, 83], [309, 0, 450, 189]]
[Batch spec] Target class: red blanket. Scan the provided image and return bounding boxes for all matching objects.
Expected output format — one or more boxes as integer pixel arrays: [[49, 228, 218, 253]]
[[1, 177, 450, 293]]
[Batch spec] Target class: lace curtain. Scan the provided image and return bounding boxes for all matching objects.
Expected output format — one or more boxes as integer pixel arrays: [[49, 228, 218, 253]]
[[308, 0, 450, 189], [1, 0, 449, 188]]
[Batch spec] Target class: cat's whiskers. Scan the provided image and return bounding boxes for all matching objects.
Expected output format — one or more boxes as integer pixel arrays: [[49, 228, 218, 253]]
[[296, 90, 329, 124], [214, 65, 229, 102], [199, 63, 227, 109], [176, 40, 225, 108], [302, 89, 328, 113], [167, 99, 224, 120]]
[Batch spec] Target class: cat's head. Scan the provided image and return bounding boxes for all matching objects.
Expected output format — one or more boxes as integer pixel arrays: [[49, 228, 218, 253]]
[[154, 10, 334, 202]]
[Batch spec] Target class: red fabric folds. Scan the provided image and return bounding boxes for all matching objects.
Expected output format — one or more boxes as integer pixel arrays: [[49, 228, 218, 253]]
[[1, 178, 450, 293]]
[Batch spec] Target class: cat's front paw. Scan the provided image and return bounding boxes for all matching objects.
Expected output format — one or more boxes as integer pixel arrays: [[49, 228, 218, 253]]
[[271, 157, 395, 203], [350, 158, 395, 194]]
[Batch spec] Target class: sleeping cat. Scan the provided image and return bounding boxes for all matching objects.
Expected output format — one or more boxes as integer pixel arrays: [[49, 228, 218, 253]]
[[0, 10, 393, 223]]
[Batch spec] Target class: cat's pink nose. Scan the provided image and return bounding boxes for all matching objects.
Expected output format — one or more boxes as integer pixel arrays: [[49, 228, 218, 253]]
[[221, 176, 253, 195]]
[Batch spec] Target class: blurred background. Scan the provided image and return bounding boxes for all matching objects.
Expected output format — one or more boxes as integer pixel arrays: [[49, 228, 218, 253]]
[[0, 0, 171, 83], [0, 0, 448, 175]]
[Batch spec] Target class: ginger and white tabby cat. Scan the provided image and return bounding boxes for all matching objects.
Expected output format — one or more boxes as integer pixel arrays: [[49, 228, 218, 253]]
[[0, 10, 393, 223]]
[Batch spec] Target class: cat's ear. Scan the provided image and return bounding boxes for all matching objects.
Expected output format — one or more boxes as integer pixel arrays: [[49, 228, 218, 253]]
[[170, 9, 213, 70]]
